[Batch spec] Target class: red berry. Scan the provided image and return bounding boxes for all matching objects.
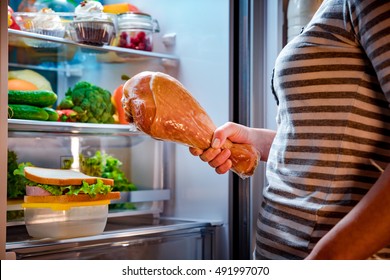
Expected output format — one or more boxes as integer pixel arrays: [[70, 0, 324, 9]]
[[130, 37, 140, 44], [119, 38, 127, 47], [120, 32, 128, 38], [137, 31, 146, 40], [138, 42, 146, 50]]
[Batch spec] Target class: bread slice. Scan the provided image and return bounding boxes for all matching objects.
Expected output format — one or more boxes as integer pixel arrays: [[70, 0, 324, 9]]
[[24, 166, 114, 186], [24, 192, 121, 203]]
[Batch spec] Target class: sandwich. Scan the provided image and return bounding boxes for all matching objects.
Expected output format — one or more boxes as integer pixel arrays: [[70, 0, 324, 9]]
[[23, 166, 120, 203]]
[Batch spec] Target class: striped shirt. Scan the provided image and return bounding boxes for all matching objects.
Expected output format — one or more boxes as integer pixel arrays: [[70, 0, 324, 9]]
[[256, 0, 390, 259]]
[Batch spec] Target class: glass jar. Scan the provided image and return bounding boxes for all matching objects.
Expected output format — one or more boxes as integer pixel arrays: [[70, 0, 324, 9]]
[[117, 12, 160, 52]]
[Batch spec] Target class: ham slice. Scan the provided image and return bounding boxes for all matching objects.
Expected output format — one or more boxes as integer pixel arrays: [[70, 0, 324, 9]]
[[122, 71, 259, 178], [26, 186, 52, 196]]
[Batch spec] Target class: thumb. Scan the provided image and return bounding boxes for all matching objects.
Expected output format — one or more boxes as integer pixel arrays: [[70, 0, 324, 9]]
[[211, 122, 238, 149]]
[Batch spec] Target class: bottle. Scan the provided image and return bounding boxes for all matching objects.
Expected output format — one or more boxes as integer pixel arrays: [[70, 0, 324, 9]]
[[287, 0, 323, 42]]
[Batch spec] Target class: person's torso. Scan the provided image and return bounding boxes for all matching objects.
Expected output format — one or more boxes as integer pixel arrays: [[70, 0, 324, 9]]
[[257, 0, 390, 259]]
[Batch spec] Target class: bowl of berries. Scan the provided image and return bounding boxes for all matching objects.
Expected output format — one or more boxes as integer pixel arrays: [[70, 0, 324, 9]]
[[117, 12, 159, 52]]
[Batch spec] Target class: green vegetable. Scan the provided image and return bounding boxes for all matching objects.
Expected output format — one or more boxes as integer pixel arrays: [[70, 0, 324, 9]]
[[8, 104, 49, 121], [43, 107, 59, 121], [109, 202, 137, 211], [30, 178, 112, 197], [7, 210, 25, 222], [13, 164, 113, 197], [57, 96, 74, 109], [79, 151, 137, 192], [7, 153, 33, 199], [60, 81, 115, 124], [8, 90, 57, 107]]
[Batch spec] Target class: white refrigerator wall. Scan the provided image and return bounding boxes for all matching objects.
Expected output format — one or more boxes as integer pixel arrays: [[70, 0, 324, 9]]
[[104, 0, 231, 258]]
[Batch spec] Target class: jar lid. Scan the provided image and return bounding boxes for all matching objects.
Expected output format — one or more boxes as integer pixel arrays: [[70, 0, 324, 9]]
[[118, 12, 159, 32]]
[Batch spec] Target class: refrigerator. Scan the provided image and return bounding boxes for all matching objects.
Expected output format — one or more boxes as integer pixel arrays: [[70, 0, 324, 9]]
[[0, 0, 286, 260]]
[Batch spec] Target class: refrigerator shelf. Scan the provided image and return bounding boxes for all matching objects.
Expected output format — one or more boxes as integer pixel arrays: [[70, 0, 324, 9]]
[[112, 189, 170, 203], [8, 119, 143, 136], [6, 216, 219, 260], [8, 29, 179, 62], [7, 190, 170, 212]]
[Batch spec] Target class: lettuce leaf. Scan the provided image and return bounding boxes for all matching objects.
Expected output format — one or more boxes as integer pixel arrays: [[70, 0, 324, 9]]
[[32, 179, 113, 197], [8, 156, 33, 199], [15, 163, 113, 197]]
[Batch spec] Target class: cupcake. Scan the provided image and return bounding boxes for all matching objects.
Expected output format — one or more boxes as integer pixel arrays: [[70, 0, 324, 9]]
[[16, 8, 66, 48], [69, 0, 117, 46]]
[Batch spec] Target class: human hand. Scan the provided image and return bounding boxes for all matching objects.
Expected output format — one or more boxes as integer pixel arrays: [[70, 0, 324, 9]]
[[189, 122, 252, 174]]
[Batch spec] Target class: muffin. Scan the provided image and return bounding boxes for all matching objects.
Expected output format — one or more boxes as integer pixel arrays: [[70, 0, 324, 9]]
[[15, 8, 66, 48], [69, 0, 117, 46]]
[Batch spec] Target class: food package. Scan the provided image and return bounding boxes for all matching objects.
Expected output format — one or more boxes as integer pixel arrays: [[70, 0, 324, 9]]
[[122, 71, 259, 179]]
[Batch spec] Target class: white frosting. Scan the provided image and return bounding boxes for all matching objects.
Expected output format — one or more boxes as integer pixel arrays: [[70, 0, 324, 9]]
[[75, 0, 104, 13], [31, 8, 64, 30], [74, 1, 110, 21]]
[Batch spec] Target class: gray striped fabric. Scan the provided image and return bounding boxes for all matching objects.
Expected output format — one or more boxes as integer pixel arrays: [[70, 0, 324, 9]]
[[256, 0, 390, 259]]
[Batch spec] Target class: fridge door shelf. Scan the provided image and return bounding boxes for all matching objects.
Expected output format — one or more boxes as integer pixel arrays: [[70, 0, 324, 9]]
[[8, 29, 179, 64]]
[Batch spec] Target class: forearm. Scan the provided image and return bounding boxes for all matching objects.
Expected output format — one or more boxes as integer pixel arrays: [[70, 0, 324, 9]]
[[247, 128, 276, 162], [306, 164, 390, 260]]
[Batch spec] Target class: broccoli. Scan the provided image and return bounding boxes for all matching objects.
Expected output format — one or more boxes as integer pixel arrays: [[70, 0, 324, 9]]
[[59, 81, 115, 124]]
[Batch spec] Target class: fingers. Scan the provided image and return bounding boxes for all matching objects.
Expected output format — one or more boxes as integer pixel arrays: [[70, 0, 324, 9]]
[[207, 148, 231, 168], [189, 146, 232, 175], [201, 148, 232, 175], [189, 121, 246, 176], [215, 159, 233, 174], [189, 146, 203, 156], [199, 148, 222, 163]]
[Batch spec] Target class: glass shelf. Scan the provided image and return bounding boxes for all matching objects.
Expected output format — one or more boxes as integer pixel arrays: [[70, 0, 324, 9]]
[[8, 119, 142, 136], [7, 190, 170, 212], [8, 29, 179, 63]]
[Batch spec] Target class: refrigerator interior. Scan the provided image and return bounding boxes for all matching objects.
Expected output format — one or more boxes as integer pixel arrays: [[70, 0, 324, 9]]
[[3, 0, 233, 260]]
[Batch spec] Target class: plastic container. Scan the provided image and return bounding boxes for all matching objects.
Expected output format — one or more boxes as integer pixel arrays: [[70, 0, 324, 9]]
[[13, 11, 71, 48], [117, 12, 160, 51], [22, 200, 110, 239], [68, 13, 118, 47]]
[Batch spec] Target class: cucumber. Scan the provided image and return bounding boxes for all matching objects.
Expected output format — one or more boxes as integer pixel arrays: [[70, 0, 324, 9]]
[[43, 107, 59, 121], [8, 104, 49, 121], [8, 90, 57, 107]]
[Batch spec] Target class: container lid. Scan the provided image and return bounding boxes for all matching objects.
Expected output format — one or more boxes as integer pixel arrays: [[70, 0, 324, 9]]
[[22, 200, 110, 211], [118, 12, 160, 32]]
